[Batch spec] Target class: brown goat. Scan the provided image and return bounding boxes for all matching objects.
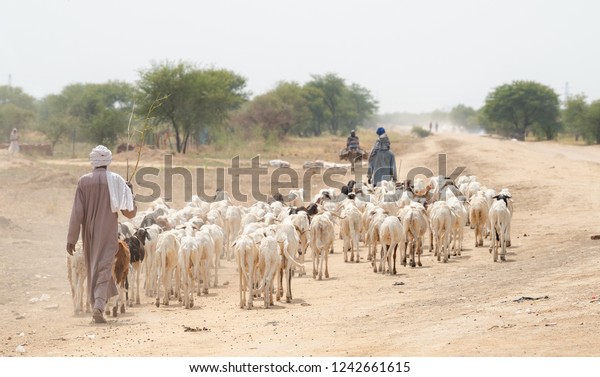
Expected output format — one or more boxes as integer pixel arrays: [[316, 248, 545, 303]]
[[106, 240, 130, 317]]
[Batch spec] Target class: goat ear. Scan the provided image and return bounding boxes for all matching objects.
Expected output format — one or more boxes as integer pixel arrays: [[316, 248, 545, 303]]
[[492, 195, 499, 199]]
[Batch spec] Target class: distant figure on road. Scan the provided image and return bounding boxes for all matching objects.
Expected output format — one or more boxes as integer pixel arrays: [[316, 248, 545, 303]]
[[346, 130, 360, 150], [435, 122, 439, 133], [367, 127, 397, 187], [429, 122, 433, 133], [8, 128, 19, 158], [340, 129, 367, 173]]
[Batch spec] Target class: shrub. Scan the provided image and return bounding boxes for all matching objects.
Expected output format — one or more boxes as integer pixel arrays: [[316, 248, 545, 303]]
[[411, 126, 431, 138]]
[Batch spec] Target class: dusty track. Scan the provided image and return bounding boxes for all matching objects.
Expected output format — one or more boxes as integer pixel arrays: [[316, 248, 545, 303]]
[[1, 133, 600, 357]]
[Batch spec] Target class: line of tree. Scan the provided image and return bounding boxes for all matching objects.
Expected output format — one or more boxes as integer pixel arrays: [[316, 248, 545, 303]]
[[231, 74, 378, 140], [3, 71, 600, 151], [1, 63, 379, 153], [379, 80, 600, 143]]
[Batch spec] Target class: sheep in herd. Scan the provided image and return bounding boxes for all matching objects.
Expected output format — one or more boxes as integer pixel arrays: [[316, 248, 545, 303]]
[[275, 219, 304, 303], [378, 215, 405, 274], [195, 228, 215, 296], [118, 221, 135, 239], [376, 186, 400, 216], [66, 242, 89, 314], [312, 188, 334, 204], [310, 213, 335, 280], [340, 202, 362, 263], [232, 234, 259, 309], [270, 200, 284, 219], [241, 213, 263, 237], [400, 203, 428, 267], [155, 230, 181, 307], [396, 189, 413, 209], [106, 239, 130, 317], [366, 208, 387, 272], [446, 195, 468, 255], [178, 233, 200, 309], [287, 188, 305, 208], [498, 188, 514, 247], [125, 231, 146, 306], [489, 194, 512, 262], [427, 201, 453, 263], [224, 205, 242, 260], [468, 193, 489, 247], [481, 188, 497, 238], [429, 176, 458, 202], [467, 181, 481, 201], [202, 223, 224, 287], [358, 202, 374, 243], [257, 235, 280, 308], [143, 224, 162, 297], [289, 212, 311, 276]]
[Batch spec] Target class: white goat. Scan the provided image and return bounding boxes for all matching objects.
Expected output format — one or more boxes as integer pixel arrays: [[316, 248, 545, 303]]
[[488, 194, 512, 262], [366, 207, 387, 272], [446, 196, 468, 255], [178, 233, 199, 309], [257, 235, 280, 308], [202, 223, 224, 287], [310, 213, 335, 280], [232, 234, 259, 309], [400, 203, 429, 267], [155, 230, 181, 307], [469, 193, 489, 247], [275, 219, 304, 303], [143, 224, 163, 297], [428, 201, 453, 263], [66, 242, 89, 314], [340, 202, 362, 263], [224, 205, 242, 260], [289, 212, 310, 276], [378, 215, 405, 274]]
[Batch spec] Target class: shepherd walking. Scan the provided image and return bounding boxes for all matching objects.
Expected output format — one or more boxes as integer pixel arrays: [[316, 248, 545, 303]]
[[66, 145, 137, 323]]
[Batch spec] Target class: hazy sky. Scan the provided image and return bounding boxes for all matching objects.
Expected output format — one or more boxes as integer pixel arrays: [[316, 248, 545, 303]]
[[1, 0, 599, 113]]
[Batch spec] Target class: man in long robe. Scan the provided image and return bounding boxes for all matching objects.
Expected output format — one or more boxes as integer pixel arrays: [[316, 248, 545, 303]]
[[368, 127, 397, 187], [66, 145, 136, 323]]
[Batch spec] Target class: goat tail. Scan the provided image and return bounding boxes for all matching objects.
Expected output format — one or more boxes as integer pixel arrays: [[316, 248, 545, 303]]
[[238, 247, 252, 289], [282, 240, 304, 269]]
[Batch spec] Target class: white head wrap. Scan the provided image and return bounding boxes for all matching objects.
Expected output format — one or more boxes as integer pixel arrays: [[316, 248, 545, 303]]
[[90, 145, 112, 167]]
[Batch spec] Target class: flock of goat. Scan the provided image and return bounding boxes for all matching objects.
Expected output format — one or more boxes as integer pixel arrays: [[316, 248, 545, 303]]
[[66, 174, 514, 315]]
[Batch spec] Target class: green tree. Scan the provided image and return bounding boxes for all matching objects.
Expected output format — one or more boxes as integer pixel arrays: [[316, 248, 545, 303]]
[[449, 104, 479, 131], [584, 100, 600, 144], [482, 80, 560, 140], [0, 86, 36, 141], [234, 82, 311, 139], [137, 61, 248, 153], [44, 81, 135, 146], [306, 73, 346, 135], [338, 83, 378, 133], [37, 94, 78, 149], [561, 94, 588, 141], [305, 73, 377, 136], [302, 85, 329, 136]]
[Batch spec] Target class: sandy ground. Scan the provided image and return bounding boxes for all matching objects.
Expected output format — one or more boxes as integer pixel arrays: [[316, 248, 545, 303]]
[[1, 133, 600, 358]]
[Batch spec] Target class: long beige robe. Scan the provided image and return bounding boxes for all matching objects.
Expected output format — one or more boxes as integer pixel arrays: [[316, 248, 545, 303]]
[[67, 167, 118, 310]]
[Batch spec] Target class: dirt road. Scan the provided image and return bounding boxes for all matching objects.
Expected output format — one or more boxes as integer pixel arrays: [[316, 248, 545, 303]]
[[1, 133, 600, 357]]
